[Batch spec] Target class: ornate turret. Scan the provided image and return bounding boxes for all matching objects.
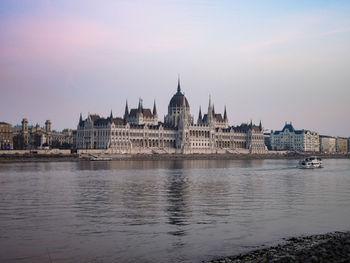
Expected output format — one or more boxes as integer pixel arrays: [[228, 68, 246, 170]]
[[45, 120, 51, 133], [259, 120, 262, 131], [22, 118, 28, 133], [109, 110, 113, 120]]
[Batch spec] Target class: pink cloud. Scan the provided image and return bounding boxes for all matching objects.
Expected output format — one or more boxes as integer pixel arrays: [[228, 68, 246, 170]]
[[0, 6, 196, 66], [0, 14, 110, 63]]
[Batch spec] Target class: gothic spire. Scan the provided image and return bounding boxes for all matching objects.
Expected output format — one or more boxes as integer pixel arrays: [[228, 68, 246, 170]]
[[124, 100, 129, 116], [224, 105, 227, 121], [110, 109, 113, 120], [138, 98, 143, 113], [153, 99, 157, 116], [79, 112, 82, 123], [259, 120, 262, 131], [198, 106, 202, 120], [208, 95, 213, 120], [123, 100, 129, 122]]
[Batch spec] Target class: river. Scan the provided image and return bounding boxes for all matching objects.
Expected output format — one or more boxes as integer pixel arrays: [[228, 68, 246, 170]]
[[0, 159, 349, 262]]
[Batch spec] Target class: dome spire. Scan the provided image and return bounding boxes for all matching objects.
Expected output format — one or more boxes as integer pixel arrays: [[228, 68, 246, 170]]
[[177, 75, 181, 93]]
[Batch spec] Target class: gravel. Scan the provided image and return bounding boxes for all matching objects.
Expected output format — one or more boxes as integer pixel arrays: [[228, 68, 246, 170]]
[[208, 231, 350, 263]]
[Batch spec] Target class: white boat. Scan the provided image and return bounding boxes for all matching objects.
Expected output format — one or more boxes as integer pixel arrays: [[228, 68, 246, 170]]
[[298, 156, 322, 169], [89, 156, 112, 161]]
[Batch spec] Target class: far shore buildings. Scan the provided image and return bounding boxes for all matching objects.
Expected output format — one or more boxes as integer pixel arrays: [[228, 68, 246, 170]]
[[270, 122, 320, 152], [319, 135, 336, 153], [76, 80, 266, 154], [319, 136, 348, 153], [12, 119, 73, 150], [336, 137, 348, 153], [0, 122, 13, 150]]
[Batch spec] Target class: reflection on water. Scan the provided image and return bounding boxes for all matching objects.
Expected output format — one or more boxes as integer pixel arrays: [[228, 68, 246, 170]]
[[75, 159, 265, 171], [167, 170, 190, 230], [0, 159, 350, 263]]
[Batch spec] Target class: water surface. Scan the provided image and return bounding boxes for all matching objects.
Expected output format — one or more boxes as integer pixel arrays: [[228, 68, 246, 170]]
[[0, 159, 349, 262]]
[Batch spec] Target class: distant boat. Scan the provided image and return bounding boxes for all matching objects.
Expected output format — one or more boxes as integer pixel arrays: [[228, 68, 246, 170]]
[[298, 156, 322, 169], [89, 156, 112, 161]]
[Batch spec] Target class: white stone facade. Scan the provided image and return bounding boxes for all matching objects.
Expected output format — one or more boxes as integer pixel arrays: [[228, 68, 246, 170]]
[[76, 80, 266, 154], [271, 122, 320, 152]]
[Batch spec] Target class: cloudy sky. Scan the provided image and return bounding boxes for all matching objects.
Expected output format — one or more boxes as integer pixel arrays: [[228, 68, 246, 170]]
[[1, 0, 349, 136]]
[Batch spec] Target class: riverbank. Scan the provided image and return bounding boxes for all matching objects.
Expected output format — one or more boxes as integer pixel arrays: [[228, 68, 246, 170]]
[[0, 154, 79, 163], [0, 152, 349, 162], [208, 231, 350, 263]]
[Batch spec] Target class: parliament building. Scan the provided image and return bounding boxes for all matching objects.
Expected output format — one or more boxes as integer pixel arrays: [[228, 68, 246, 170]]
[[76, 80, 266, 154]]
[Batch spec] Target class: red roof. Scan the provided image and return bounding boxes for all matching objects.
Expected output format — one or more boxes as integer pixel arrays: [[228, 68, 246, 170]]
[[89, 114, 100, 122]]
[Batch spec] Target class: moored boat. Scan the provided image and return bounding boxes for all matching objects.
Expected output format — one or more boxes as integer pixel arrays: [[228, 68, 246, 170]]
[[298, 156, 322, 169], [90, 157, 112, 161]]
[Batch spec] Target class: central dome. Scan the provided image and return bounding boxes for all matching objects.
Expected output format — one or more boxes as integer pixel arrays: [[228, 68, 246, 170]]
[[169, 79, 190, 108]]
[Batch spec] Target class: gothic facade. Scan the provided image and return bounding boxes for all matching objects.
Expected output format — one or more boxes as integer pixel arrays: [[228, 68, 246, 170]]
[[76, 80, 266, 154]]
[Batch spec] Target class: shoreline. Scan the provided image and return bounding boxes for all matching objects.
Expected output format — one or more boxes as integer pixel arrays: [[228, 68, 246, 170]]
[[208, 231, 350, 263], [0, 152, 349, 163]]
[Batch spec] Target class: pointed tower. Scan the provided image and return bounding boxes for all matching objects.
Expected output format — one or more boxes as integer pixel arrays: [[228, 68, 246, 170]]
[[198, 106, 202, 124], [79, 113, 83, 125], [224, 106, 227, 120], [259, 120, 262, 131], [152, 99, 158, 124], [208, 95, 212, 114], [124, 100, 129, 121], [138, 98, 143, 113], [207, 95, 213, 125], [45, 120, 51, 133], [153, 99, 157, 116], [212, 104, 215, 116], [109, 110, 113, 120]]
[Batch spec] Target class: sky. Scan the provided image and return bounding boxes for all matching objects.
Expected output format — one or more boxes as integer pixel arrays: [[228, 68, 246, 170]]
[[0, 0, 349, 136]]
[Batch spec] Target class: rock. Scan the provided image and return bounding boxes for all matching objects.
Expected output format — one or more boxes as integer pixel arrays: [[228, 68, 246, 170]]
[[310, 255, 318, 262], [207, 231, 350, 263]]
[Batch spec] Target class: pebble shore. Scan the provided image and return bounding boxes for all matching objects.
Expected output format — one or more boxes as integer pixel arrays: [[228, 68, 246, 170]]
[[208, 231, 350, 263]]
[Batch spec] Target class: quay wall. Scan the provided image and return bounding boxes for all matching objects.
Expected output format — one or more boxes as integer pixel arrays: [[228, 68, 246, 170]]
[[0, 149, 71, 155]]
